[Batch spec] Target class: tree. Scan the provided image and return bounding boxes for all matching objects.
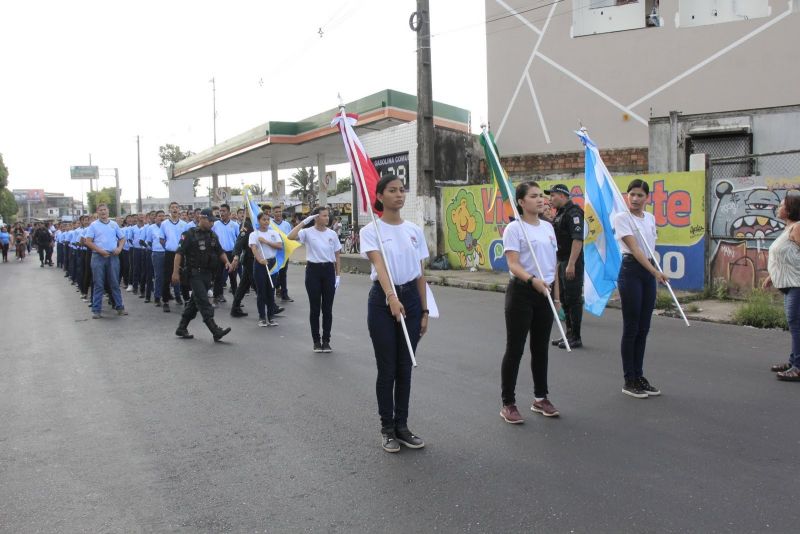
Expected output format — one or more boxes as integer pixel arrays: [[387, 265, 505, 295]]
[[158, 144, 198, 195], [0, 153, 8, 190], [87, 187, 118, 216], [249, 184, 267, 197], [289, 167, 316, 204], [229, 187, 243, 197], [334, 177, 351, 195], [0, 188, 17, 224]]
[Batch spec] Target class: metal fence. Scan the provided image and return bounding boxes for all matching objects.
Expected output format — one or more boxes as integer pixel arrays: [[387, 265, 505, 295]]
[[708, 149, 800, 295]]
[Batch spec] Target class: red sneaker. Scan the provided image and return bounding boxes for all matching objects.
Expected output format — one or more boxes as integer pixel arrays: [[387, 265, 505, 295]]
[[531, 398, 560, 417], [500, 404, 524, 424]]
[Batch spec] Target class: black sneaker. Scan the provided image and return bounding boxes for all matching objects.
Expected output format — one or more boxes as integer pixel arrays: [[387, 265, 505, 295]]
[[230, 307, 248, 318], [313, 342, 323, 353], [321, 341, 332, 353], [622, 380, 648, 399], [551, 338, 564, 346], [637, 377, 661, 396], [381, 429, 401, 453], [162, 302, 171, 313], [144, 298, 151, 303], [395, 426, 424, 449], [175, 297, 183, 305], [281, 296, 294, 303], [558, 338, 582, 349], [154, 299, 161, 307], [272, 306, 285, 316]]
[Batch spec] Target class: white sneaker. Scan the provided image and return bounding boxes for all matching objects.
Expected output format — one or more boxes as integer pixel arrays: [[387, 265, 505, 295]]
[[207, 289, 213, 298], [126, 285, 133, 292]]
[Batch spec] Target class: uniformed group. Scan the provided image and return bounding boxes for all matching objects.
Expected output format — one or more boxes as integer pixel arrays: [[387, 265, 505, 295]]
[[51, 201, 298, 342]]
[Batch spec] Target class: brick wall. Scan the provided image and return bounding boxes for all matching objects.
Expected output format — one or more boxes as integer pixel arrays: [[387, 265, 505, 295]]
[[479, 147, 649, 178]]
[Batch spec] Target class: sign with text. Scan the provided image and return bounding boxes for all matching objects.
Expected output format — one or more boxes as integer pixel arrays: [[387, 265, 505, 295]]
[[371, 152, 409, 189], [70, 166, 99, 180]]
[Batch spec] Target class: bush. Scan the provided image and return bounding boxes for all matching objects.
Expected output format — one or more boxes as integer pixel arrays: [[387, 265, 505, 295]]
[[655, 290, 674, 309], [733, 289, 788, 329]]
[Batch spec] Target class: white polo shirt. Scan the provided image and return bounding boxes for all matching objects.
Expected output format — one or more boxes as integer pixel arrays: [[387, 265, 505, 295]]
[[298, 227, 341, 263]]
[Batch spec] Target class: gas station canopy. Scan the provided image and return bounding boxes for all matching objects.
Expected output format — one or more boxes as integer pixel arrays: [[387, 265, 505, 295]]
[[171, 89, 470, 181]]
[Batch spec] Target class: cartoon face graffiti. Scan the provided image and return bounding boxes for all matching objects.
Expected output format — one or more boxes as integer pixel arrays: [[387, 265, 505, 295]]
[[711, 181, 785, 245], [445, 190, 485, 271]]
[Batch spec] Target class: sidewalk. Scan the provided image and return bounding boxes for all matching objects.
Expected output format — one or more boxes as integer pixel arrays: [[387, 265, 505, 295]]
[[305, 253, 740, 325]]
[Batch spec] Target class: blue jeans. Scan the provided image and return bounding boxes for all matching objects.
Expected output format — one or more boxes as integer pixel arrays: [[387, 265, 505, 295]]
[[367, 281, 422, 428], [151, 251, 165, 300], [253, 260, 277, 321], [618, 256, 656, 381], [91, 253, 124, 313], [785, 288, 800, 368]]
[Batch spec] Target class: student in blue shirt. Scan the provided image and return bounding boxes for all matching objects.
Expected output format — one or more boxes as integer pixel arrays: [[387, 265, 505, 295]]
[[83, 203, 127, 318], [159, 202, 187, 312], [211, 203, 240, 303], [119, 216, 133, 291], [130, 215, 145, 295], [150, 210, 166, 307], [138, 211, 156, 303]]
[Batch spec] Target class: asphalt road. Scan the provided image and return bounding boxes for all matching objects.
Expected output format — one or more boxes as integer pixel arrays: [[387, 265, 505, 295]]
[[1, 258, 797, 533]]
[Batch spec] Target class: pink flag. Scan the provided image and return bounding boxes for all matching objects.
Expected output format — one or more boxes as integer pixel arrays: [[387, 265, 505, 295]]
[[331, 112, 382, 215]]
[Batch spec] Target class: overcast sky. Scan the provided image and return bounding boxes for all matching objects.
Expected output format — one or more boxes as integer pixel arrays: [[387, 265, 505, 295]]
[[0, 0, 488, 205]]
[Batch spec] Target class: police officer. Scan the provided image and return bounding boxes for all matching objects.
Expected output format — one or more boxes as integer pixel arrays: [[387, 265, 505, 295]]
[[171, 208, 233, 341], [546, 184, 584, 349]]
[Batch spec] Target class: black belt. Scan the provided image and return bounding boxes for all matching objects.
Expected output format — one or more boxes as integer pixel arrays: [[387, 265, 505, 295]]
[[623, 253, 656, 266]]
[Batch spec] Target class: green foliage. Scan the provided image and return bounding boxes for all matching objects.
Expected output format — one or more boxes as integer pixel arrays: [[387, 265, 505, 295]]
[[0, 188, 18, 223], [0, 153, 8, 189], [158, 144, 197, 194], [654, 290, 674, 310], [289, 167, 316, 203], [334, 178, 351, 195], [87, 187, 118, 216], [229, 187, 243, 196], [712, 278, 730, 300], [733, 289, 788, 329], [249, 184, 266, 196]]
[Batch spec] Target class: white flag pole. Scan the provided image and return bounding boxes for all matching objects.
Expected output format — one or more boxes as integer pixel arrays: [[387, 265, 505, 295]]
[[337, 105, 419, 367], [481, 127, 571, 352], [588, 130, 690, 327]]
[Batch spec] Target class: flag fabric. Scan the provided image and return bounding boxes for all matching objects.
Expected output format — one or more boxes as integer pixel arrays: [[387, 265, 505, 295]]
[[331, 112, 382, 215], [479, 130, 515, 220], [243, 190, 302, 275], [576, 129, 628, 316]]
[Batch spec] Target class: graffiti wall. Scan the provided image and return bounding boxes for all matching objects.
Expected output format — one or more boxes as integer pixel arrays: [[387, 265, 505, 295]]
[[710, 176, 800, 294], [441, 171, 706, 290]]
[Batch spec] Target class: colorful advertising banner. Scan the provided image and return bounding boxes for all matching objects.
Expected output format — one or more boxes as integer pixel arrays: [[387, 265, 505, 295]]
[[441, 171, 706, 290]]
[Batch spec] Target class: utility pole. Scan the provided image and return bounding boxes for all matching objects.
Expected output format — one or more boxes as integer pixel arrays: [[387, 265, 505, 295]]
[[136, 136, 142, 213], [114, 168, 121, 218], [211, 77, 218, 206], [412, 0, 436, 256], [89, 153, 94, 192]]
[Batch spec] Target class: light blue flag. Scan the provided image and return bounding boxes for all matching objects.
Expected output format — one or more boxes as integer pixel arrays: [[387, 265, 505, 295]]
[[243, 191, 300, 275], [577, 129, 628, 316]]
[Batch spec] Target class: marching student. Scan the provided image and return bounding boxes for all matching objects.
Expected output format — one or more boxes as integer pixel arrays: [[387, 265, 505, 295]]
[[361, 174, 428, 453], [613, 179, 669, 398], [499, 181, 561, 424], [287, 206, 342, 353], [139, 211, 156, 303], [230, 218, 255, 318], [273, 208, 294, 303], [212, 203, 240, 304], [149, 210, 166, 307], [160, 202, 187, 312], [83, 203, 127, 319], [249, 212, 282, 327], [130, 214, 146, 296]]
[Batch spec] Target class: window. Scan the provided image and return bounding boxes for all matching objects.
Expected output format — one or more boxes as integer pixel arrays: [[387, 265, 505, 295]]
[[572, 0, 661, 37], [677, 0, 771, 28]]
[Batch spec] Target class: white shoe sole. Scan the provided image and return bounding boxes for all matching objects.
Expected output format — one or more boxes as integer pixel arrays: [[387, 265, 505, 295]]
[[531, 406, 560, 417], [622, 388, 648, 399], [397, 438, 425, 449], [500, 412, 524, 424]]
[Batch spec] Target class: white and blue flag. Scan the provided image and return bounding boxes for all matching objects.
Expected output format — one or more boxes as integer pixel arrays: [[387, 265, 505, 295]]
[[577, 129, 628, 316]]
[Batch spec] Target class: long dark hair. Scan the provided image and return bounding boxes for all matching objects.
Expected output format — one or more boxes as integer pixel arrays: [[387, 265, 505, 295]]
[[374, 174, 403, 212]]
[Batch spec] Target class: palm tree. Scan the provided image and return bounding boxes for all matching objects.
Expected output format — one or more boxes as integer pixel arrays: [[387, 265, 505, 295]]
[[249, 184, 266, 197], [289, 167, 316, 204]]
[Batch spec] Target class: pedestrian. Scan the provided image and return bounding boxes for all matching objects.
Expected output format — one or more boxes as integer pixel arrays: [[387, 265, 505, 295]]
[[149, 210, 166, 307], [546, 184, 585, 349], [229, 217, 254, 318], [211, 203, 240, 304], [361, 174, 428, 453], [0, 225, 10, 262], [119, 216, 132, 290], [83, 203, 127, 319], [249, 211, 282, 327], [332, 216, 342, 239], [33, 223, 52, 267], [287, 207, 341, 352], [130, 214, 145, 296], [140, 211, 156, 303], [172, 208, 233, 341], [499, 181, 561, 424], [764, 193, 800, 381], [160, 202, 187, 313], [614, 179, 669, 398], [272, 207, 294, 303], [13, 223, 27, 260]]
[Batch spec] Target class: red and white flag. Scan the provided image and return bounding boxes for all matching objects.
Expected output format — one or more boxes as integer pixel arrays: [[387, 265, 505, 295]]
[[331, 112, 382, 215]]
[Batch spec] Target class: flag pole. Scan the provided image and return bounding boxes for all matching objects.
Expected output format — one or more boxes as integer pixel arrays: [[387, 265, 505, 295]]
[[336, 104, 418, 367], [481, 127, 571, 351], [584, 129, 691, 327]]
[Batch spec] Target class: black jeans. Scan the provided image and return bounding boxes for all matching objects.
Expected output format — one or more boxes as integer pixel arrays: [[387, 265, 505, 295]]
[[140, 250, 154, 298], [618, 256, 656, 381], [119, 249, 130, 285], [277, 263, 289, 299], [558, 257, 584, 340], [162, 251, 181, 302], [215, 251, 237, 297], [181, 270, 215, 324], [1, 243, 8, 262], [367, 281, 422, 429], [232, 259, 253, 309], [501, 278, 554, 404], [305, 262, 336, 343], [253, 260, 277, 320]]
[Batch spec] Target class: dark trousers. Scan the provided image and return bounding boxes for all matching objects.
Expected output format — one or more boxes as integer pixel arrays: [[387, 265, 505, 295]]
[[131, 248, 142, 291], [558, 257, 584, 340], [305, 262, 336, 343], [73, 249, 83, 285], [81, 250, 92, 296], [215, 251, 237, 297], [56, 243, 63, 267], [501, 278, 554, 404], [367, 281, 422, 429], [140, 250, 153, 297], [119, 249, 130, 286], [181, 271, 215, 324], [162, 251, 181, 302], [277, 263, 289, 299], [45, 245, 52, 265], [618, 257, 656, 381], [253, 260, 276, 320], [1, 243, 8, 262], [232, 259, 254, 308], [784, 288, 800, 369]]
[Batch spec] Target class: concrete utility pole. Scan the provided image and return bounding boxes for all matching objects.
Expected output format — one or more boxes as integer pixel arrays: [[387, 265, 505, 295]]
[[89, 154, 94, 192], [211, 77, 218, 206], [412, 0, 436, 256], [136, 136, 142, 213], [114, 168, 120, 217]]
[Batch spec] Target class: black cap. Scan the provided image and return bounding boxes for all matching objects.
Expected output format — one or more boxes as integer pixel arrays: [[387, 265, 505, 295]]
[[544, 184, 570, 196], [200, 208, 217, 222]]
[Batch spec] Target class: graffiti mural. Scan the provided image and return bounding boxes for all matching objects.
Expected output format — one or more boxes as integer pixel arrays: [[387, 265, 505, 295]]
[[441, 171, 706, 290], [710, 176, 800, 294]]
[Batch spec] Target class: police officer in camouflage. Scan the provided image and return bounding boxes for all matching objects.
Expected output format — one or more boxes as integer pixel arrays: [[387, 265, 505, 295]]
[[546, 184, 585, 349], [171, 208, 234, 341]]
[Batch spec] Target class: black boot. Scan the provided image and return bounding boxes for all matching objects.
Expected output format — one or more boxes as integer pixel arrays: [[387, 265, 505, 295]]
[[204, 318, 231, 342], [175, 318, 193, 339], [230, 306, 248, 318]]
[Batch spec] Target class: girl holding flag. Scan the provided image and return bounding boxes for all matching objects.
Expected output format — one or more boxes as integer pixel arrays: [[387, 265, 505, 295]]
[[249, 212, 282, 328], [500, 181, 561, 424], [287, 206, 342, 353], [361, 174, 428, 453], [613, 179, 669, 398]]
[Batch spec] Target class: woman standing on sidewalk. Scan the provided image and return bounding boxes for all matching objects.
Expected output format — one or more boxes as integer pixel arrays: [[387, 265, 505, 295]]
[[764, 193, 800, 381], [613, 179, 670, 399], [499, 181, 561, 424], [287, 207, 342, 353], [249, 212, 282, 328]]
